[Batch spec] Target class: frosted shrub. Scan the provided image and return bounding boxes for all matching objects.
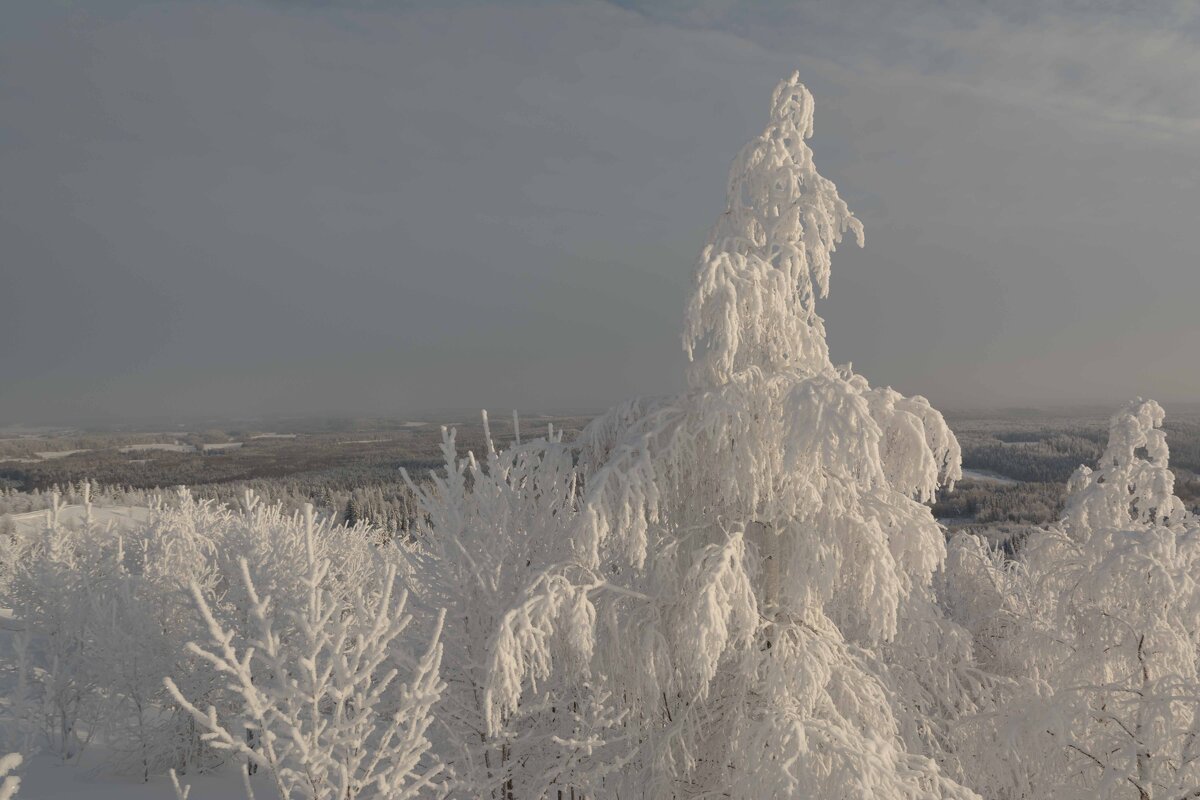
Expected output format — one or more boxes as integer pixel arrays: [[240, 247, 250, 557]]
[[1, 485, 431, 787], [166, 505, 446, 800], [4, 491, 120, 761], [404, 417, 625, 799], [3, 488, 249, 772]]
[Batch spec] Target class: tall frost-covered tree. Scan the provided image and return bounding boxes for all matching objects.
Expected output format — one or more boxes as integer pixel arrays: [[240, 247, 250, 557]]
[[481, 73, 975, 799], [957, 400, 1200, 800]]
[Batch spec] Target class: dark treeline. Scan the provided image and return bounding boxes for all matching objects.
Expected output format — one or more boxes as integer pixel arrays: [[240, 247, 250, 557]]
[[0, 415, 582, 495], [933, 481, 1065, 526], [960, 434, 1104, 483], [933, 412, 1200, 534], [192, 467, 427, 535]]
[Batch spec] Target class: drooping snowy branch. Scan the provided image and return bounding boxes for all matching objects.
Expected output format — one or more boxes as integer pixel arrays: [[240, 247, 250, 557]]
[[949, 400, 1200, 800], [470, 74, 973, 799], [683, 73, 864, 389], [403, 420, 625, 799], [0, 753, 21, 800]]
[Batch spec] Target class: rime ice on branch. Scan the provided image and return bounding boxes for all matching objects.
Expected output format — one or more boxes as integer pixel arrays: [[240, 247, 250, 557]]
[[683, 74, 862, 388], [952, 400, 1200, 800], [474, 73, 974, 799]]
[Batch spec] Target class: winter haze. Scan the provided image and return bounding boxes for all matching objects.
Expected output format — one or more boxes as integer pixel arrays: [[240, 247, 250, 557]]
[[3, 0, 1200, 423]]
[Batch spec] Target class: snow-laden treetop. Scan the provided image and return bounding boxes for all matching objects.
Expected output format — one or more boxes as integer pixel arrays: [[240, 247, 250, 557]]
[[684, 72, 864, 389], [1064, 397, 1187, 534]]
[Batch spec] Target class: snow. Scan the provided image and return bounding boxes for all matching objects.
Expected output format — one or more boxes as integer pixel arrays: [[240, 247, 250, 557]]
[[249, 433, 296, 439], [8, 504, 153, 535], [16, 755, 244, 800], [943, 400, 1200, 798], [31, 450, 90, 459], [117, 441, 245, 454], [3, 495, 444, 800], [959, 468, 1019, 485]]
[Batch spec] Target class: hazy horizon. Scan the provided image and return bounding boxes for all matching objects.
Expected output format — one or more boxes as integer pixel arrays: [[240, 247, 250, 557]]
[[11, 399, 1200, 433], [5, 1, 1200, 424]]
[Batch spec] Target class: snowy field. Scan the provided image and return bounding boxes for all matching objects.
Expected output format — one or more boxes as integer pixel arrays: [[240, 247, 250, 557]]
[[15, 755, 243, 800], [8, 504, 152, 535], [959, 467, 1019, 485], [199, 442, 243, 452], [31, 450, 90, 460]]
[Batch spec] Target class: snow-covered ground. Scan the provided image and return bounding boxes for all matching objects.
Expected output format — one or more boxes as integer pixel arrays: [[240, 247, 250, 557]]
[[200, 442, 243, 452], [118, 443, 195, 454], [960, 468, 1019, 485], [8, 504, 153, 535], [0, 450, 91, 463], [15, 755, 245, 800], [32, 450, 90, 460]]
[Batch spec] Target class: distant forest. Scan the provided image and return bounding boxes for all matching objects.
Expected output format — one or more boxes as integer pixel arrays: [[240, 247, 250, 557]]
[[931, 410, 1200, 539], [3, 409, 1199, 540], [0, 415, 589, 535]]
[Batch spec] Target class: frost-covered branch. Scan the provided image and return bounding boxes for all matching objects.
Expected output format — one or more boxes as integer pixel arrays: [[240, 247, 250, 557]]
[[165, 505, 446, 800]]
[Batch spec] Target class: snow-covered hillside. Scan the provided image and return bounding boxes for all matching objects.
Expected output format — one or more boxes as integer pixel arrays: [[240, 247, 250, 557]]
[[7, 504, 152, 536]]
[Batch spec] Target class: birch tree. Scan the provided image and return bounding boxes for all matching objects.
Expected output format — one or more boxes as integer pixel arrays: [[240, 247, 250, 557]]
[[479, 73, 977, 799], [966, 400, 1200, 800]]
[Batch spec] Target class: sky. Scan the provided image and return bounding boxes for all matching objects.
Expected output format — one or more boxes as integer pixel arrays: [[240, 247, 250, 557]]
[[3, 0, 1200, 423]]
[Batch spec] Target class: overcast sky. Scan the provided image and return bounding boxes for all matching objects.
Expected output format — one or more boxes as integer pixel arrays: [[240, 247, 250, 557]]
[[3, 0, 1200, 423]]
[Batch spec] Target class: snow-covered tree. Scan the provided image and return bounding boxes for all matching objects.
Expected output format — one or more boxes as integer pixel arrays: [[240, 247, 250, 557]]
[[0, 753, 20, 800], [952, 399, 1200, 800], [1, 483, 428, 785], [476, 73, 975, 799], [0, 487, 241, 772], [404, 417, 625, 799], [166, 504, 447, 800], [4, 491, 116, 762]]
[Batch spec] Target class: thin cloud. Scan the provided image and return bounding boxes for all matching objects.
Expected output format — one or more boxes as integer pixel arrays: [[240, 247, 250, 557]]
[[609, 0, 1200, 136], [1, 0, 1198, 421]]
